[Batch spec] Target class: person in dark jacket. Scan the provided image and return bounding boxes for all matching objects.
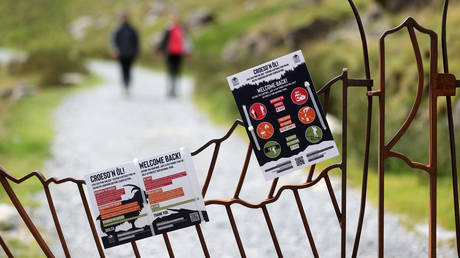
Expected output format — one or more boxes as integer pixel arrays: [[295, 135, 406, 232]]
[[156, 11, 192, 98], [111, 13, 139, 96]]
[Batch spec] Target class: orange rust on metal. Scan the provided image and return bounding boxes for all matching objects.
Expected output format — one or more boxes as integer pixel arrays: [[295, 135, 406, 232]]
[[347, 79, 373, 87], [0, 172, 54, 257], [436, 73, 457, 96], [371, 10, 460, 257]]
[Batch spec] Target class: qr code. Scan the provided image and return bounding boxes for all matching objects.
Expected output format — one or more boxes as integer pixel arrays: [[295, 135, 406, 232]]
[[295, 156, 305, 166], [190, 211, 200, 222]]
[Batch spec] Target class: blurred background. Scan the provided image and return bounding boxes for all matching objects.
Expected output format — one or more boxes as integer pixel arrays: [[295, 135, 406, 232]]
[[0, 0, 459, 256]]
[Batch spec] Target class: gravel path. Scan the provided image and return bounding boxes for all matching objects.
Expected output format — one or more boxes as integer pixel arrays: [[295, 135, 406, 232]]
[[35, 61, 455, 257]]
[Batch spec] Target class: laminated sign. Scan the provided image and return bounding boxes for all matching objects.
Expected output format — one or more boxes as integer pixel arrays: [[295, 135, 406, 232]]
[[227, 50, 339, 180], [85, 148, 208, 249]]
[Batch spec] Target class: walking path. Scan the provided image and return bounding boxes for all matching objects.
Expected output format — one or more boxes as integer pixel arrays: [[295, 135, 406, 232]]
[[35, 61, 455, 257]]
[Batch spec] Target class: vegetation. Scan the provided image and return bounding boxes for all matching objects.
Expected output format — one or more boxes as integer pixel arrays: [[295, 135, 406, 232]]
[[0, 0, 459, 246], [0, 76, 100, 205], [0, 76, 99, 257]]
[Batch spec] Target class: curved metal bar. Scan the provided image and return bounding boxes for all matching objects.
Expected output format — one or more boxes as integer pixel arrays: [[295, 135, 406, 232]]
[[0, 175, 54, 257], [383, 21, 425, 152], [317, 73, 344, 95], [349, 1, 374, 253], [205, 164, 342, 209], [442, 0, 449, 74], [191, 120, 244, 156], [381, 17, 437, 39], [347, 0, 371, 79], [387, 151, 430, 172], [0, 166, 85, 185]]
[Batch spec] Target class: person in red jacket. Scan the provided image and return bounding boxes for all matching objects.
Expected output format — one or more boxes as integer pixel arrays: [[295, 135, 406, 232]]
[[156, 11, 192, 98]]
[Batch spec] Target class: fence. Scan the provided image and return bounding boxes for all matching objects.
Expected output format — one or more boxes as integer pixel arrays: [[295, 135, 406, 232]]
[[368, 0, 460, 256], [1, 0, 459, 257]]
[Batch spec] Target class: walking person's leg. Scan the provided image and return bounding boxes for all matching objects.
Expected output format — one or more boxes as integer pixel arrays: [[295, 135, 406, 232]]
[[166, 54, 182, 97], [120, 57, 132, 95]]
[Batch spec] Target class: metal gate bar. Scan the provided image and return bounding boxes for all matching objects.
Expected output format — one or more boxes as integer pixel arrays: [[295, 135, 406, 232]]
[[441, 0, 460, 255], [368, 1, 460, 255]]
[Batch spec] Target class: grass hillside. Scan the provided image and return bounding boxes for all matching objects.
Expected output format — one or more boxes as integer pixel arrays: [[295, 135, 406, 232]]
[[1, 0, 460, 247]]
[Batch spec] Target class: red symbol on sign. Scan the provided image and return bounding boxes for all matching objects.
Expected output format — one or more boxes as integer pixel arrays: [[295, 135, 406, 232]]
[[257, 122, 274, 139], [291, 87, 308, 105], [298, 106, 316, 124], [249, 103, 267, 120]]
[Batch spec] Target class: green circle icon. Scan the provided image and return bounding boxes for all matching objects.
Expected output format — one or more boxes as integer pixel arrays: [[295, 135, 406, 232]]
[[305, 126, 323, 143], [263, 141, 281, 159]]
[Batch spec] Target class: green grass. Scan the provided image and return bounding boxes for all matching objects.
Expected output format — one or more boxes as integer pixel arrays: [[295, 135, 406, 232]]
[[193, 2, 284, 55], [348, 158, 460, 233], [2, 238, 45, 258], [0, 75, 100, 257], [0, 75, 100, 205]]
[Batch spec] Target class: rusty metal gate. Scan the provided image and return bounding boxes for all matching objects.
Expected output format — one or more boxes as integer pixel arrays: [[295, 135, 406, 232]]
[[0, 0, 459, 257], [368, 0, 460, 257]]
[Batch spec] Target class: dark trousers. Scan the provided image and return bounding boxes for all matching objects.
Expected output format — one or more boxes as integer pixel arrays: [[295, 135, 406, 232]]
[[119, 57, 134, 88], [166, 54, 182, 96]]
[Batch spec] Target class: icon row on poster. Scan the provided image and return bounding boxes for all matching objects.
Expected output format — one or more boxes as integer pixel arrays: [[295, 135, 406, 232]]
[[255, 106, 316, 140], [249, 87, 310, 121], [262, 126, 323, 159]]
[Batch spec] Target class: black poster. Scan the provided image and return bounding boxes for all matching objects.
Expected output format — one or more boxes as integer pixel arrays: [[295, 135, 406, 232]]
[[227, 50, 339, 180]]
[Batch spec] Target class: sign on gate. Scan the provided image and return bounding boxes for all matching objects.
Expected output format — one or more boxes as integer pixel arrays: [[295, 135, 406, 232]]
[[227, 50, 339, 180], [85, 148, 208, 248]]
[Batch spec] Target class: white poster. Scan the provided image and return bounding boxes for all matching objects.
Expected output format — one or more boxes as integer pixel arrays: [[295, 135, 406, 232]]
[[85, 148, 208, 249]]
